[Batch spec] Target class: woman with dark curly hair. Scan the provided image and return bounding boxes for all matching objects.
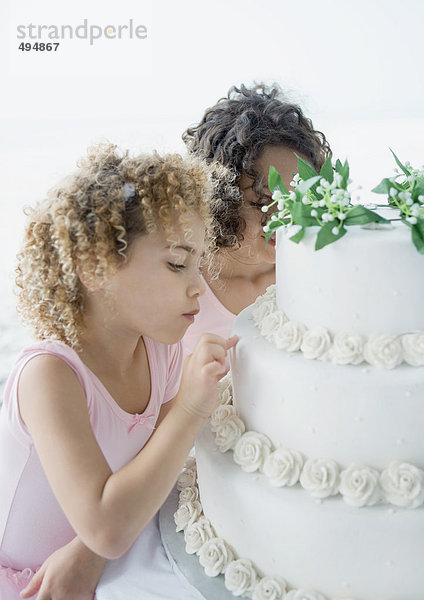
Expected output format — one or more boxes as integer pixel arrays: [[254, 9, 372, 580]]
[[182, 83, 331, 358]]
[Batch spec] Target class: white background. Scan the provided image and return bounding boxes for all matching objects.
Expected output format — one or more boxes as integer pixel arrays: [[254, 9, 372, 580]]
[[0, 0, 423, 383]]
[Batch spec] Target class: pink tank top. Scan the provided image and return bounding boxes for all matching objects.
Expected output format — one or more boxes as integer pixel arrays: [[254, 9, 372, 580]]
[[0, 338, 182, 587]]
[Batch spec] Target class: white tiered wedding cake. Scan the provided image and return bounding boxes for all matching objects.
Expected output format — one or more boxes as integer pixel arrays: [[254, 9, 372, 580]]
[[174, 157, 424, 600]]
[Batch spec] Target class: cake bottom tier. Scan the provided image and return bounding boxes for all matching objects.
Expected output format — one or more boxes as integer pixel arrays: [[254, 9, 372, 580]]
[[195, 423, 424, 600]]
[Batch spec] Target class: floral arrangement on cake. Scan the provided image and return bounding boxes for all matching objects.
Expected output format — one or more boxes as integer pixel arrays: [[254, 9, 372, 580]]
[[263, 151, 424, 253]]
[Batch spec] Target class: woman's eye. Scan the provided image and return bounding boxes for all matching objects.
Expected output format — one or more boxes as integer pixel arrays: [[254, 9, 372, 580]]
[[168, 262, 186, 271]]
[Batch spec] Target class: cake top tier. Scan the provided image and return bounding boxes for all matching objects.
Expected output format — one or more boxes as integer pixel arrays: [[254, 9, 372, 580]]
[[275, 217, 424, 335]]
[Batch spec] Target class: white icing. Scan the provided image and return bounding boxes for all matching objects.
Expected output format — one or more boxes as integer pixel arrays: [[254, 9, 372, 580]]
[[233, 431, 272, 473], [299, 458, 340, 499], [224, 557, 258, 596], [285, 590, 328, 600], [331, 332, 365, 365], [174, 500, 203, 532], [252, 289, 424, 369], [214, 415, 245, 453], [198, 537, 234, 577], [263, 448, 304, 487], [184, 515, 216, 555], [363, 334, 403, 369], [380, 461, 424, 508], [177, 467, 197, 491], [252, 576, 289, 600], [338, 464, 381, 507], [211, 404, 237, 431], [178, 485, 199, 505], [300, 327, 333, 360], [401, 333, 424, 366]]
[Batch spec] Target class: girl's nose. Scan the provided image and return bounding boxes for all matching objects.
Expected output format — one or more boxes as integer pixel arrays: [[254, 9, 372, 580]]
[[188, 273, 206, 298]]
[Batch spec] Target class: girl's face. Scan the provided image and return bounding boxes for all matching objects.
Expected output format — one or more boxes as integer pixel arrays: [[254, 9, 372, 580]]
[[238, 145, 303, 265], [98, 211, 206, 344]]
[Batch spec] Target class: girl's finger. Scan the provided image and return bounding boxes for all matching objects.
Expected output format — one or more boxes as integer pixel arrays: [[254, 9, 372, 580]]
[[225, 335, 238, 350], [20, 568, 44, 598]]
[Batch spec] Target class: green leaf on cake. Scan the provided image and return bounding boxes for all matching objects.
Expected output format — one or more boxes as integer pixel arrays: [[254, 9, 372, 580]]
[[296, 155, 318, 180], [268, 165, 289, 195], [289, 227, 305, 243], [344, 205, 389, 226], [371, 178, 393, 194], [319, 155, 334, 184], [411, 220, 424, 254], [390, 148, 411, 176], [315, 224, 347, 250], [290, 199, 321, 226]]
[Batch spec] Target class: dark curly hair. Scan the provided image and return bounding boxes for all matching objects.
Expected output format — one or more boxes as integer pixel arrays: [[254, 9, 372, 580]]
[[183, 83, 331, 248]]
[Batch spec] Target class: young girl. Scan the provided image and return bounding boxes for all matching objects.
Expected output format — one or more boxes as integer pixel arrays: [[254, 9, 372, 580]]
[[0, 144, 236, 599], [182, 83, 331, 358]]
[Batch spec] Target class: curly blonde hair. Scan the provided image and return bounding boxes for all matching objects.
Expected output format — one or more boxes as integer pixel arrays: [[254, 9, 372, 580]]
[[16, 144, 217, 349]]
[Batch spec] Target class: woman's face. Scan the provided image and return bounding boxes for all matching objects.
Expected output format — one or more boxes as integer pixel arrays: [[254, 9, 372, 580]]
[[238, 145, 302, 265]]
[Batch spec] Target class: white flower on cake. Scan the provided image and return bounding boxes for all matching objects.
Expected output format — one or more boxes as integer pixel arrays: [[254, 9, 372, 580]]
[[211, 404, 237, 431], [285, 589, 328, 600], [198, 537, 234, 577], [332, 332, 365, 365], [363, 334, 403, 369], [273, 321, 307, 352], [263, 447, 304, 487], [253, 297, 278, 324], [177, 467, 197, 491], [260, 311, 288, 343], [217, 371, 232, 397], [184, 515, 216, 555], [300, 327, 332, 360], [214, 415, 246, 453], [252, 575, 288, 600], [401, 333, 424, 366], [174, 500, 203, 532], [299, 458, 340, 498], [178, 485, 199, 505], [380, 461, 424, 508], [233, 431, 273, 473], [224, 557, 259, 596], [339, 464, 381, 507]]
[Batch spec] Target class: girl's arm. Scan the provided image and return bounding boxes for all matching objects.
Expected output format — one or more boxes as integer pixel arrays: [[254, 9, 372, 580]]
[[20, 397, 178, 600], [19, 333, 237, 560]]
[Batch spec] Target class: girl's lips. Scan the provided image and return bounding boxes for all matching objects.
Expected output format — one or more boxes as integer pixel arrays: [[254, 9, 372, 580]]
[[183, 309, 199, 323]]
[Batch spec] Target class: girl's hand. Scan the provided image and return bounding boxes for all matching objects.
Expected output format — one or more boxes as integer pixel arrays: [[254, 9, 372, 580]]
[[20, 537, 106, 600], [177, 333, 238, 419]]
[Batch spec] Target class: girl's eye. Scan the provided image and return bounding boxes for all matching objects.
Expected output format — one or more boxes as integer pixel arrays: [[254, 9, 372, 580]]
[[168, 262, 186, 271]]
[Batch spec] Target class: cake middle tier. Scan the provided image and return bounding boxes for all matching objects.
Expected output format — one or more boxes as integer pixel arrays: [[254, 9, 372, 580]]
[[230, 304, 424, 470]]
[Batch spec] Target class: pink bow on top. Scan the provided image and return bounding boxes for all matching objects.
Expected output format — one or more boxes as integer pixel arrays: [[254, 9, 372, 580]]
[[128, 412, 156, 433]]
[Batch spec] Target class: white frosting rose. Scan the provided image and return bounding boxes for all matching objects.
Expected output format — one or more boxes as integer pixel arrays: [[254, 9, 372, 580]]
[[198, 537, 234, 577], [260, 311, 288, 343], [253, 297, 279, 325], [401, 333, 424, 366], [252, 576, 288, 600], [233, 431, 273, 473], [285, 590, 328, 600], [300, 458, 340, 498], [214, 415, 246, 453], [217, 372, 232, 399], [183, 456, 196, 472], [211, 404, 237, 432], [178, 485, 199, 505], [274, 320, 307, 352], [380, 461, 424, 508], [263, 447, 304, 487], [174, 500, 203, 532], [339, 464, 381, 507], [224, 558, 258, 596], [184, 515, 216, 555], [263, 284, 276, 299], [177, 467, 197, 491], [300, 327, 332, 360], [332, 332, 365, 365], [218, 385, 233, 406], [363, 334, 403, 369]]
